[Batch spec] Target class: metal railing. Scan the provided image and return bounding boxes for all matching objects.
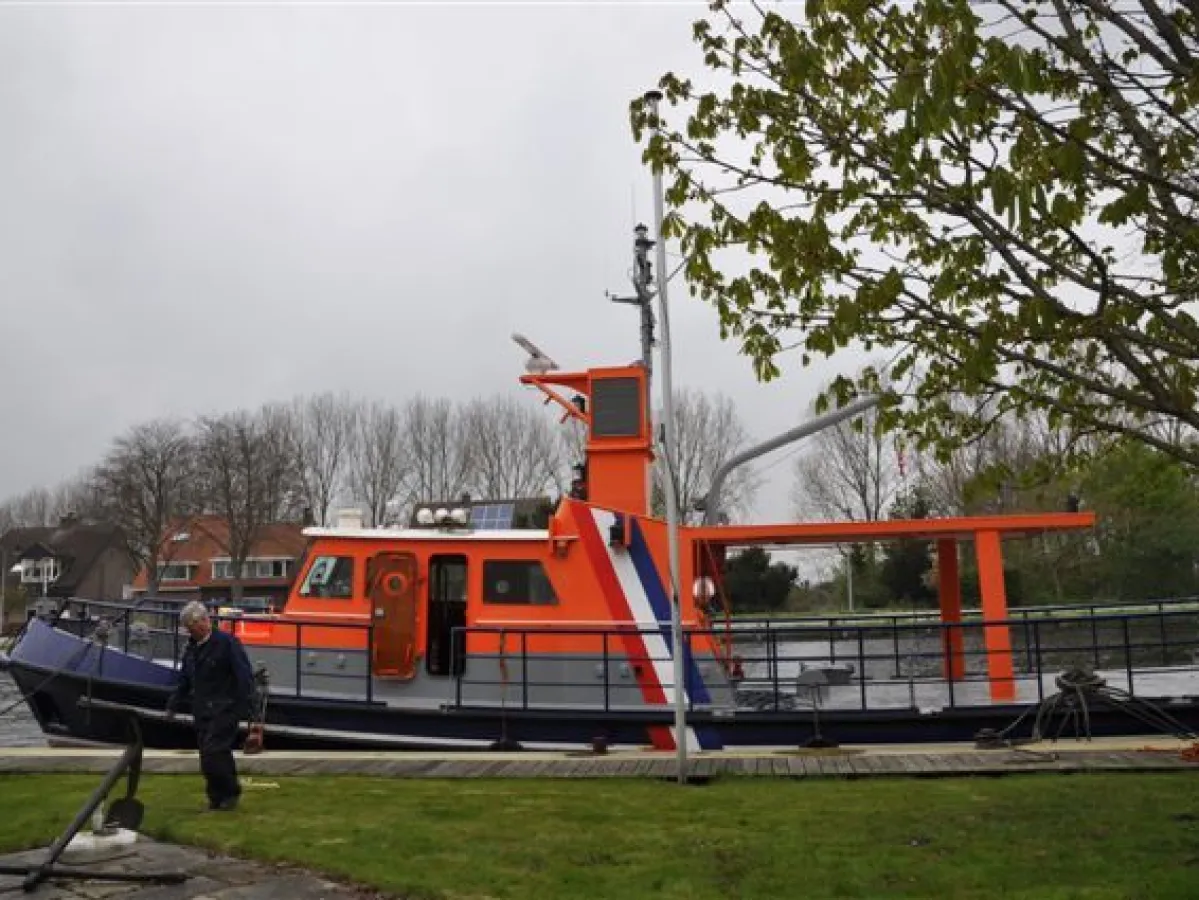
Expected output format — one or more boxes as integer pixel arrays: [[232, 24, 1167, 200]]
[[26, 594, 1199, 718], [35, 597, 378, 703], [727, 594, 1199, 629], [449, 624, 723, 713], [447, 605, 1199, 714]]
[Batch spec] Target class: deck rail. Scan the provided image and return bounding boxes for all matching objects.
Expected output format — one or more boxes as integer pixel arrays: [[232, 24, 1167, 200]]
[[36, 596, 379, 703], [448, 604, 1199, 714], [728, 593, 1199, 629], [25, 594, 1199, 717]]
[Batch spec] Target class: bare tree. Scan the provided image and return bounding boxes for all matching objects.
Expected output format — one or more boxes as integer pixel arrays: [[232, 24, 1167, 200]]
[[911, 399, 1089, 518], [1, 475, 115, 533], [548, 416, 588, 497], [256, 402, 305, 525], [3, 488, 54, 527], [288, 392, 356, 526], [347, 399, 409, 527], [790, 375, 900, 594], [460, 395, 562, 500], [403, 396, 474, 507], [194, 407, 300, 601], [48, 471, 108, 524], [92, 419, 197, 596], [653, 388, 756, 524], [792, 388, 899, 524]]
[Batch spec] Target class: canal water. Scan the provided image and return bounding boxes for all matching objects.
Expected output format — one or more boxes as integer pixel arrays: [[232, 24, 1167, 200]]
[[0, 672, 44, 747]]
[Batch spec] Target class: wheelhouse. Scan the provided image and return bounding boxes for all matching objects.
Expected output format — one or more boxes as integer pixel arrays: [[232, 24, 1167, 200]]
[[242, 493, 724, 680]]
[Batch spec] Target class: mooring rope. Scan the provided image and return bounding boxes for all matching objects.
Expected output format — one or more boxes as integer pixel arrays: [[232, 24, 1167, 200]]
[[975, 666, 1199, 758]]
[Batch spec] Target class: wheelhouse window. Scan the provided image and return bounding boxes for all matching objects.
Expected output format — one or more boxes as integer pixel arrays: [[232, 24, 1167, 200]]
[[482, 560, 558, 606], [299, 555, 355, 598]]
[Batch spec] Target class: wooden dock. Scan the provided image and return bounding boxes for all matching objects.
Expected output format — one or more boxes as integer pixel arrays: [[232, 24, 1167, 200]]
[[1, 738, 1197, 780]]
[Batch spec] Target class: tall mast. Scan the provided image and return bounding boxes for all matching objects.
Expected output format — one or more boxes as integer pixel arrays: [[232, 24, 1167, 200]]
[[608, 227, 658, 514]]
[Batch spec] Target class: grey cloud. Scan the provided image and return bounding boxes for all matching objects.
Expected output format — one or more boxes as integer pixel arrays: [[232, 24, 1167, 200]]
[[0, 3, 844, 536]]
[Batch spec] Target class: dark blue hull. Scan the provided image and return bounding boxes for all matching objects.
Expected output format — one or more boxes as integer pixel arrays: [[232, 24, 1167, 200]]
[[6, 618, 1199, 751]]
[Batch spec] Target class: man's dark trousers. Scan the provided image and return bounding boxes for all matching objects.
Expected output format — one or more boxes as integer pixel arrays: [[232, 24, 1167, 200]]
[[196, 699, 242, 807], [167, 626, 256, 810]]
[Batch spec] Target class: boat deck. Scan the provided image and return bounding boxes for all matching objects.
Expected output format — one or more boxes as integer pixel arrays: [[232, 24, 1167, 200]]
[[737, 665, 1199, 711], [1, 736, 1196, 780]]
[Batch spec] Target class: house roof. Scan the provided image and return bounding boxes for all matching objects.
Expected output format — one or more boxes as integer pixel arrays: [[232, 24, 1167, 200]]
[[188, 516, 309, 559], [130, 515, 309, 591], [16, 541, 57, 562], [0, 520, 129, 594]]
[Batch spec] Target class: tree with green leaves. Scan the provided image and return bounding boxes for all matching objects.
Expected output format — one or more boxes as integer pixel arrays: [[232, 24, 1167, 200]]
[[1075, 439, 1199, 599], [880, 486, 936, 607], [722, 546, 798, 612], [631, 0, 1199, 469]]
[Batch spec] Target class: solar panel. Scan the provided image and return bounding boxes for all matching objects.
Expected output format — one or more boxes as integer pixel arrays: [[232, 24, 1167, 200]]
[[469, 503, 515, 530]]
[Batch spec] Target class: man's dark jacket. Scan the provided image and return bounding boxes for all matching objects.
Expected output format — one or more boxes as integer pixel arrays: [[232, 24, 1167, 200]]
[[167, 628, 256, 719]]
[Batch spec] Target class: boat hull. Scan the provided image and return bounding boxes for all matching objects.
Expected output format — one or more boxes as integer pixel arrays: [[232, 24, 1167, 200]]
[[7, 650, 1199, 752]]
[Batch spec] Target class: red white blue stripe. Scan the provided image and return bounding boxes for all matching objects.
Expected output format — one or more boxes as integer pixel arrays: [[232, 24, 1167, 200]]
[[574, 503, 723, 751]]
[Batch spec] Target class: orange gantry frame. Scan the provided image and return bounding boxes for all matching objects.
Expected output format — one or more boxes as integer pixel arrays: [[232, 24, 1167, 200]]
[[521, 361, 1099, 702], [687, 512, 1097, 702]]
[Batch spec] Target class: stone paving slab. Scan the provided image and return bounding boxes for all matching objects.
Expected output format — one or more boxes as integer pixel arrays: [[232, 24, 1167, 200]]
[[0, 838, 382, 900]]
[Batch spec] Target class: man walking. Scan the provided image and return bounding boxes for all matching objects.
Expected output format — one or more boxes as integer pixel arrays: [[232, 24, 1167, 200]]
[[165, 601, 256, 811]]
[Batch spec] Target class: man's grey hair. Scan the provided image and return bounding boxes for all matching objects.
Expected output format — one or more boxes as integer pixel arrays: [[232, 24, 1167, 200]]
[[179, 601, 210, 626]]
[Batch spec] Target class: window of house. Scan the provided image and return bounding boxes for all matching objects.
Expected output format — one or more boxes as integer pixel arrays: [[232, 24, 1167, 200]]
[[157, 563, 196, 581], [298, 555, 355, 599], [21, 559, 61, 584], [482, 560, 558, 605], [211, 559, 292, 580]]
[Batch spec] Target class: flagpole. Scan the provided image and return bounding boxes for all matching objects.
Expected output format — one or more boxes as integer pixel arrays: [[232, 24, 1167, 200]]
[[644, 89, 688, 784]]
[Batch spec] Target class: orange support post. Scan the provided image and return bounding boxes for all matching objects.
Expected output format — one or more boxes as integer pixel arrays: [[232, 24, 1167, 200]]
[[975, 529, 1015, 701], [936, 539, 964, 681]]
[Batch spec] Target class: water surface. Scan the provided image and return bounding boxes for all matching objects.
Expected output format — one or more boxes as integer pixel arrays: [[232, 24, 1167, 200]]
[[0, 672, 44, 747]]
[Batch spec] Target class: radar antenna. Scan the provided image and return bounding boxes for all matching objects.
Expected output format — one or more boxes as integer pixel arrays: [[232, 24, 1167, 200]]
[[511, 333, 559, 375]]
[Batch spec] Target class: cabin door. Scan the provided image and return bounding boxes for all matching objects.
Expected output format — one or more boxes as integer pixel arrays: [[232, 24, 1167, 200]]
[[367, 552, 418, 679], [426, 554, 467, 677]]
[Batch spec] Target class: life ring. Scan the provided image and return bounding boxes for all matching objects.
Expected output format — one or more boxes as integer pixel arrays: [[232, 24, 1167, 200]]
[[377, 570, 408, 600]]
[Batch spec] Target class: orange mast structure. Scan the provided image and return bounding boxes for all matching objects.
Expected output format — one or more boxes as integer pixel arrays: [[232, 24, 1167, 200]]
[[519, 363, 653, 516]]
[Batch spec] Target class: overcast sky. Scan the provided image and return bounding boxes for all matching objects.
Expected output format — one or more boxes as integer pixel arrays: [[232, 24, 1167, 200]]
[[0, 2, 856, 567]]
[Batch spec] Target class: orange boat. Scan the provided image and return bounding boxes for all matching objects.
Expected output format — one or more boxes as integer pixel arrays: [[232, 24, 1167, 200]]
[[6, 293, 1199, 752]]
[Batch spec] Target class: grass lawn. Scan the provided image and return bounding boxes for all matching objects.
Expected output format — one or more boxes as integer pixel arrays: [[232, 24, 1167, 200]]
[[2, 772, 1198, 899]]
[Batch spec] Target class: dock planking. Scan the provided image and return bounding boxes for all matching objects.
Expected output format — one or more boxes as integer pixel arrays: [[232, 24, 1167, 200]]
[[0, 745, 1195, 780]]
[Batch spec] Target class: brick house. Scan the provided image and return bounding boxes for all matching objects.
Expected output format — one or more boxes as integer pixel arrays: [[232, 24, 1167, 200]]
[[130, 515, 308, 612]]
